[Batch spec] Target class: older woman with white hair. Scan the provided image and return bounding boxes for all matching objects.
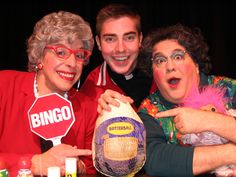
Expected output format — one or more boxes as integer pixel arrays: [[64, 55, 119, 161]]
[[0, 11, 97, 176]]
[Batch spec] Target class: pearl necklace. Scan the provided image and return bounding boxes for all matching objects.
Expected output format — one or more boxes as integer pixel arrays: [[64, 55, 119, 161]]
[[33, 75, 68, 99]]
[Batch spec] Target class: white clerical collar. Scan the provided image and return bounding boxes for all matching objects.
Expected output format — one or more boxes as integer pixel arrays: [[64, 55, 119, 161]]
[[124, 73, 133, 80]]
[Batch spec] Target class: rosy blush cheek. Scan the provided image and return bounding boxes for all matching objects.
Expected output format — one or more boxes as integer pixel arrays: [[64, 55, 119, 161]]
[[178, 64, 189, 73], [179, 62, 196, 75], [179, 63, 199, 87], [153, 69, 165, 83]]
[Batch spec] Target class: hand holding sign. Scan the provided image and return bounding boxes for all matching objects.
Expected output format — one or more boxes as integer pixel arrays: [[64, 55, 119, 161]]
[[28, 93, 75, 146]]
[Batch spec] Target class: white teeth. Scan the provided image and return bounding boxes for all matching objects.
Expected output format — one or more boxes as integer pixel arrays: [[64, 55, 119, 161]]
[[114, 57, 128, 61], [57, 72, 74, 78]]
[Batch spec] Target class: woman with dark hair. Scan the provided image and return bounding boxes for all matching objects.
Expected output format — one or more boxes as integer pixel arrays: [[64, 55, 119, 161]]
[[99, 24, 236, 177], [138, 24, 236, 177]]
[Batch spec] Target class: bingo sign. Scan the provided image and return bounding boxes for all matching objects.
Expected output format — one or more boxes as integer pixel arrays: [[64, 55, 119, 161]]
[[28, 93, 75, 146]]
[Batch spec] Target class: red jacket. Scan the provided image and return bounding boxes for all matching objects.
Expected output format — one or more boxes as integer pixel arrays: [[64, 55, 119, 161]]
[[0, 70, 97, 176], [80, 62, 157, 111]]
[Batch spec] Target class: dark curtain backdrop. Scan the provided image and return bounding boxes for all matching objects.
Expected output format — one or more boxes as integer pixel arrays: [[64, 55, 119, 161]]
[[1, 0, 235, 83]]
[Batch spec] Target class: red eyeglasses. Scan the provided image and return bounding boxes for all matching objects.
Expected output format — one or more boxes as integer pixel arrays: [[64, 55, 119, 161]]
[[45, 45, 91, 62]]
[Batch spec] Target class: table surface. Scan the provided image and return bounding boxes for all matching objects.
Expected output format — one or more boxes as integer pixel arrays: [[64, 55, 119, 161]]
[[80, 174, 150, 177], [80, 170, 150, 177], [80, 172, 216, 177]]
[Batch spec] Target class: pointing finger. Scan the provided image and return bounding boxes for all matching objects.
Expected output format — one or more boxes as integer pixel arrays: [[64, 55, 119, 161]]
[[68, 149, 92, 157], [155, 108, 179, 118]]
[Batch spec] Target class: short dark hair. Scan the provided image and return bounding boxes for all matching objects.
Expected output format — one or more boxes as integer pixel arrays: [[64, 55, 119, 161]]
[[96, 3, 141, 37], [138, 24, 212, 77]]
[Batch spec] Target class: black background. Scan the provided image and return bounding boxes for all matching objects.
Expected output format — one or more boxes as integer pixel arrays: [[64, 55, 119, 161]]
[[1, 0, 235, 83]]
